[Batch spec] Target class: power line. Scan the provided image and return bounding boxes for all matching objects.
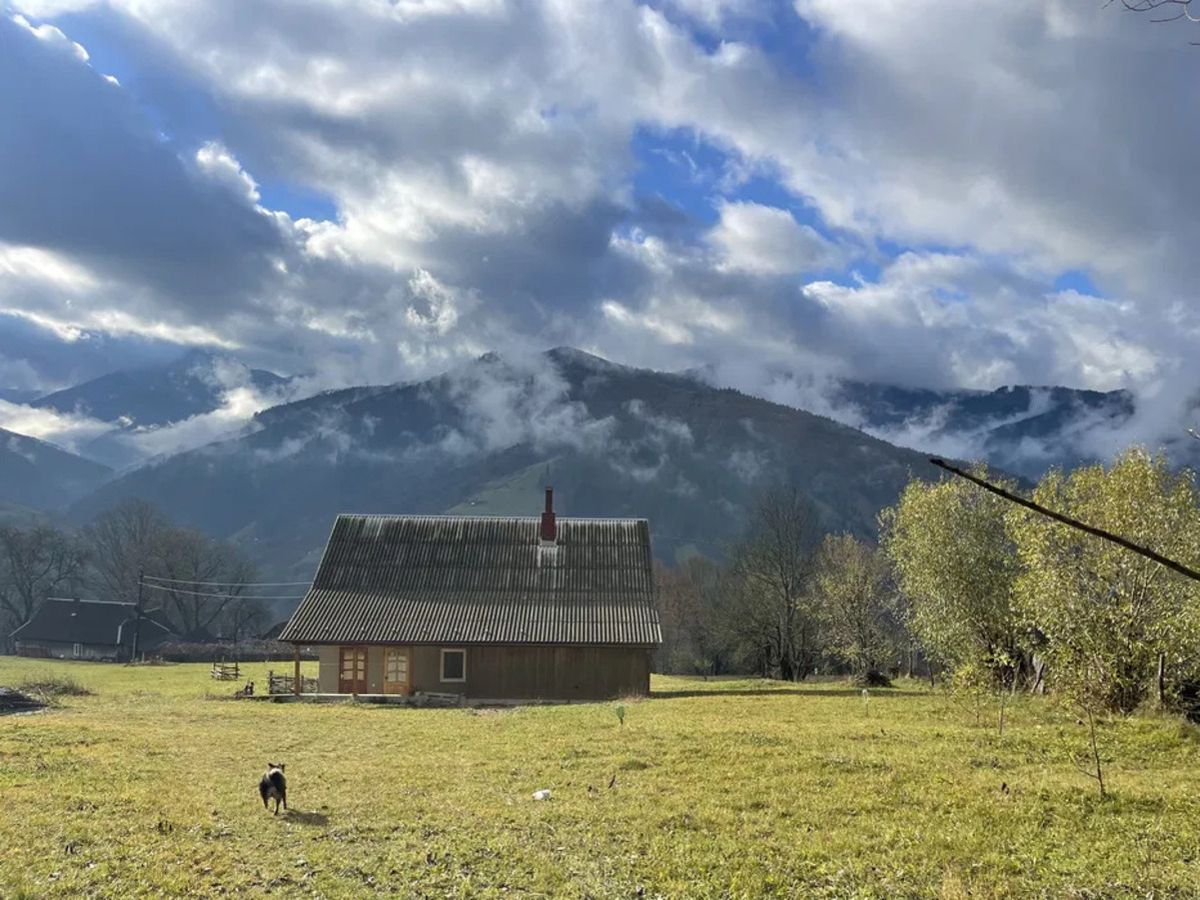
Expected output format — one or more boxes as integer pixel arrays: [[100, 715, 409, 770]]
[[141, 583, 308, 601], [929, 457, 1200, 584], [141, 575, 311, 588]]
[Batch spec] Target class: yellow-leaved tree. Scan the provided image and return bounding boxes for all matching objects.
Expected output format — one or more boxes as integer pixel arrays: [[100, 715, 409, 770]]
[[880, 467, 1026, 691], [1008, 448, 1200, 716]]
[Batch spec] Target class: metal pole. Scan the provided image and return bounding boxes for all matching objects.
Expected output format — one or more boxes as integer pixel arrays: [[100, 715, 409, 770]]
[[130, 568, 145, 663]]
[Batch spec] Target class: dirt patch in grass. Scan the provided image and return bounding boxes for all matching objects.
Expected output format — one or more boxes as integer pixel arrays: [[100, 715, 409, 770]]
[[0, 687, 46, 715]]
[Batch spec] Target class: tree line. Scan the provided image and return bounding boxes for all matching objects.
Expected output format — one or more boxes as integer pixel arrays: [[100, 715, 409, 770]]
[[658, 447, 1200, 721], [657, 486, 907, 685], [0, 499, 270, 650]]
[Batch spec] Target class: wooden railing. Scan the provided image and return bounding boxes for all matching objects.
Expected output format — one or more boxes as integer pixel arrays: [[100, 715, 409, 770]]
[[210, 662, 240, 680]]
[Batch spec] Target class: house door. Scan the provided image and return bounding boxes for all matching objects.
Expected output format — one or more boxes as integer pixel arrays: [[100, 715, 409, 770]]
[[338, 646, 368, 694], [383, 648, 410, 695]]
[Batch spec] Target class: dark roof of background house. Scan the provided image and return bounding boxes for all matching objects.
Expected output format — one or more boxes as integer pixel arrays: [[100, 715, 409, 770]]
[[280, 514, 661, 646], [11, 598, 175, 647], [261, 620, 289, 641]]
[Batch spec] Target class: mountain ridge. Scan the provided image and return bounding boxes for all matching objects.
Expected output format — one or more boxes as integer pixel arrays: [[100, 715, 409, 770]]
[[71, 347, 948, 576], [0, 427, 111, 510]]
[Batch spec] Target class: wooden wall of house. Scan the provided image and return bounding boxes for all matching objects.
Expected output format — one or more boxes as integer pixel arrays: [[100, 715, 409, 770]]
[[315, 643, 652, 700], [316, 645, 339, 693], [446, 645, 652, 700], [15, 641, 121, 661]]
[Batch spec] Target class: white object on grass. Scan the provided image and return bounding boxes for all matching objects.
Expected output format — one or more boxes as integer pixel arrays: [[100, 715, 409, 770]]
[[532, 789, 552, 801]]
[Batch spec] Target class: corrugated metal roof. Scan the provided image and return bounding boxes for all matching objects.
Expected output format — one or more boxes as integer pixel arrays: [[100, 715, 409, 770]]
[[280, 515, 662, 646], [11, 598, 174, 646]]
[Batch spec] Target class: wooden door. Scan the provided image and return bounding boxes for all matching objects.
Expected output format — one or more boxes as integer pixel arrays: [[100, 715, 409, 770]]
[[338, 646, 368, 694], [383, 647, 411, 695]]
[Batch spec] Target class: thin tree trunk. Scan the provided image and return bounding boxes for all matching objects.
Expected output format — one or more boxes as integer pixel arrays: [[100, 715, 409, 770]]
[[1085, 706, 1106, 799]]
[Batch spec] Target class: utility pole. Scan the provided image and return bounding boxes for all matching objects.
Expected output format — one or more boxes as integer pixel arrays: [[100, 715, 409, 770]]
[[130, 568, 144, 663]]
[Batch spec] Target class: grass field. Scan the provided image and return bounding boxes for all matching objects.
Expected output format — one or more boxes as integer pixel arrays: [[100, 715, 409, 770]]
[[2, 660, 1200, 897]]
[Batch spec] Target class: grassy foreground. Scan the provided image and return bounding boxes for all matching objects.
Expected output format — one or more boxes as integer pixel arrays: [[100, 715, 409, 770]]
[[1, 660, 1199, 897]]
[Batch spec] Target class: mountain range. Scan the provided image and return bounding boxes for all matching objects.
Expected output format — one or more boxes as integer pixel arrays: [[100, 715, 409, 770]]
[[0, 427, 110, 511], [70, 348, 945, 574], [3, 351, 295, 471], [0, 346, 1159, 580], [31, 349, 289, 428], [832, 381, 1136, 480]]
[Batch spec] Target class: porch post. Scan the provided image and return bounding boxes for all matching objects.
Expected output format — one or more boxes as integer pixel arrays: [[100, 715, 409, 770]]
[[293, 644, 301, 696]]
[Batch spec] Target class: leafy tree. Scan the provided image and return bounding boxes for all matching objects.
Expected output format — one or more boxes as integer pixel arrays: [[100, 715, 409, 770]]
[[880, 468, 1025, 688], [728, 486, 822, 681], [0, 525, 89, 646], [1008, 448, 1200, 715], [813, 533, 901, 682]]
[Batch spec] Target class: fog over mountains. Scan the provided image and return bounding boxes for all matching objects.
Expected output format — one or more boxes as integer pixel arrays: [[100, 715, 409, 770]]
[[0, 351, 299, 471], [0, 346, 1180, 577]]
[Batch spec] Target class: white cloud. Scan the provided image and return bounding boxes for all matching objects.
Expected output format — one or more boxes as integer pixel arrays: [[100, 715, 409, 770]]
[[10, 12, 88, 61], [195, 142, 260, 204], [710, 200, 843, 275], [3, 0, 1200, 467], [0, 400, 112, 451]]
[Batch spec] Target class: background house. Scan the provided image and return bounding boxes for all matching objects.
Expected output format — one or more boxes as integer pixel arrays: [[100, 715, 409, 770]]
[[280, 489, 661, 700], [11, 597, 175, 661]]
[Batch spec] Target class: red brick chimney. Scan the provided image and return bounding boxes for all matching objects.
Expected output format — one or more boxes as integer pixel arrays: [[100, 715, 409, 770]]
[[540, 486, 557, 542]]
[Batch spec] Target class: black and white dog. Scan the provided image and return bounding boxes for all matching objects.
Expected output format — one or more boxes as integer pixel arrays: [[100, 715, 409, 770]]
[[259, 762, 287, 815]]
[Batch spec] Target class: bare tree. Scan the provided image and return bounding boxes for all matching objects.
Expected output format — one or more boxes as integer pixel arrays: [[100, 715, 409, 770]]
[[1111, 0, 1199, 24], [218, 597, 272, 644], [155, 528, 257, 639], [1108, 0, 1200, 43], [0, 525, 89, 646], [729, 486, 822, 681], [655, 557, 734, 676], [82, 498, 258, 640], [83, 499, 171, 605]]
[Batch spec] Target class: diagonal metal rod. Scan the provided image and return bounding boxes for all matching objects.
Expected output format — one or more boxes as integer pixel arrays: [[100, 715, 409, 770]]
[[929, 458, 1200, 584]]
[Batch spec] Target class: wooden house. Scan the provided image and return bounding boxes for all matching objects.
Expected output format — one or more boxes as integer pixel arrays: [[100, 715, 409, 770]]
[[279, 489, 661, 700], [11, 597, 175, 661]]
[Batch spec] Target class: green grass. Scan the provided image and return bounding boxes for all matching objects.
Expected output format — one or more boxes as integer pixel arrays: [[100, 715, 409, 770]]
[[1, 660, 1199, 897]]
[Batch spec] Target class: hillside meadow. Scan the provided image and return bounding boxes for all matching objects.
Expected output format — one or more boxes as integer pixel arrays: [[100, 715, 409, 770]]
[[1, 660, 1199, 897]]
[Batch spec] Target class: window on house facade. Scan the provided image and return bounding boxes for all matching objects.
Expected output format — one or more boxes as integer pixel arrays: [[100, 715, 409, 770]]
[[440, 648, 466, 682], [72, 642, 82, 658]]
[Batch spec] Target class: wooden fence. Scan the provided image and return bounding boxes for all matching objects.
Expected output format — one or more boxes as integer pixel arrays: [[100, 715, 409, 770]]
[[211, 662, 240, 680]]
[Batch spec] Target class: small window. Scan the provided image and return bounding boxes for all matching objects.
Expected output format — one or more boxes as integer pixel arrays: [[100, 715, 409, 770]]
[[440, 648, 466, 683], [72, 642, 83, 658]]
